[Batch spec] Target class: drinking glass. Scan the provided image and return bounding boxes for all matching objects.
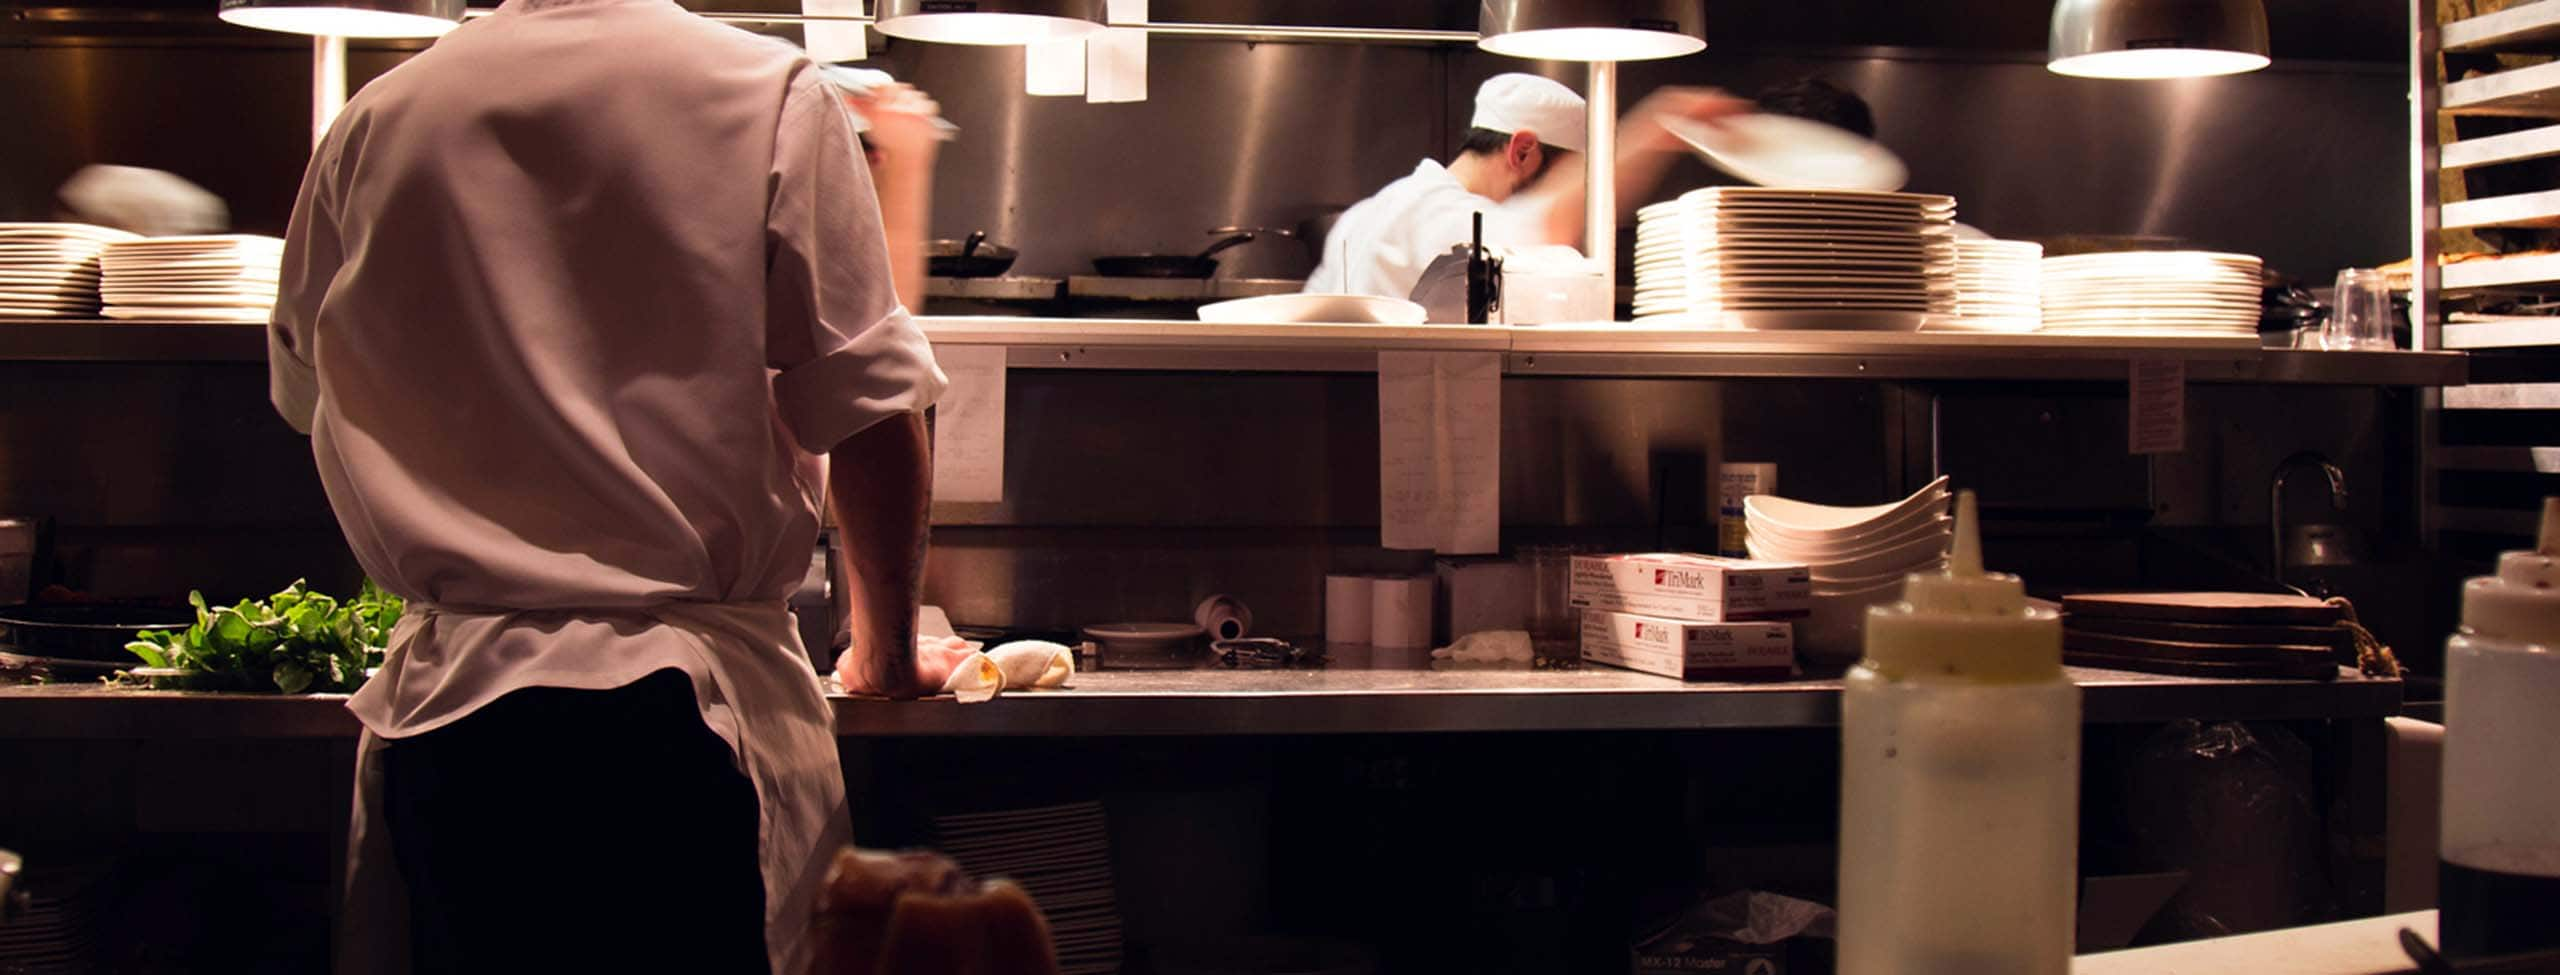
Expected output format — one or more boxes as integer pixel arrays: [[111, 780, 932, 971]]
[[2323, 268, 2396, 351]]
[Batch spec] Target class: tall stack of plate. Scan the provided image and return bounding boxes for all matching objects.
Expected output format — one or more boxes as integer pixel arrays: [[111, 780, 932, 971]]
[[933, 801, 1124, 975], [1632, 187, 1958, 331], [2040, 251, 2264, 336], [0, 223, 136, 319], [98, 235, 285, 322], [1932, 238, 2043, 332]]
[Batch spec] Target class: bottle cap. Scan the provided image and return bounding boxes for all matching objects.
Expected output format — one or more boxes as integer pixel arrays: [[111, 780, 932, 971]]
[[2460, 497, 2560, 646], [1861, 489, 2062, 681]]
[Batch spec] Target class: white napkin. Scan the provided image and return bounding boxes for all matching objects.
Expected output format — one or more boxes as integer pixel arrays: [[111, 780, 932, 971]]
[[1432, 630, 1533, 663], [987, 640, 1076, 690], [940, 650, 1003, 704]]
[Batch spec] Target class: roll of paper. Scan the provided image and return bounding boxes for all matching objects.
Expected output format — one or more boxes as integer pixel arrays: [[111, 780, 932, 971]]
[[1193, 594, 1253, 642], [1370, 575, 1436, 649], [1325, 574, 1374, 646]]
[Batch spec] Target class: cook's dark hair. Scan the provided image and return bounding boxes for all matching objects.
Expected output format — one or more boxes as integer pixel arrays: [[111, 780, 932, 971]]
[[1757, 78, 1875, 139], [1458, 126, 1573, 184]]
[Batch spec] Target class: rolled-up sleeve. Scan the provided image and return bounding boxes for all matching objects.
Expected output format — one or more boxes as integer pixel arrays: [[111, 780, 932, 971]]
[[765, 68, 947, 455], [269, 138, 344, 435]]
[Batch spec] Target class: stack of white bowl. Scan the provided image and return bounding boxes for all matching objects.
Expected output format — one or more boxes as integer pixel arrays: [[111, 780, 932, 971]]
[[1742, 476, 1954, 663], [1932, 238, 2043, 332]]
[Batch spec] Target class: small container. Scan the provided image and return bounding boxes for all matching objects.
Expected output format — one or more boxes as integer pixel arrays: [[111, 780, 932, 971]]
[[1838, 491, 2077, 975], [2438, 497, 2560, 960]]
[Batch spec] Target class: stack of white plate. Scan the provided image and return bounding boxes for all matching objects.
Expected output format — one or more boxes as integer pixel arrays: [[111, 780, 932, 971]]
[[1933, 238, 2043, 332], [934, 801, 1123, 975], [1632, 187, 1958, 332], [98, 234, 285, 322], [2040, 251, 2264, 336], [0, 223, 136, 319], [1742, 476, 1954, 664]]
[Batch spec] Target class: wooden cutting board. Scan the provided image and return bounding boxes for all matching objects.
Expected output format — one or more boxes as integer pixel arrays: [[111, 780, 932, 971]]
[[2060, 591, 2345, 627], [2065, 614, 2356, 655], [2065, 631, 2338, 680]]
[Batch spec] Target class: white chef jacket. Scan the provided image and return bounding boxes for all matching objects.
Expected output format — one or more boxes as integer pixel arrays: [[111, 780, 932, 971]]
[[266, 0, 946, 970], [1303, 158, 1556, 300]]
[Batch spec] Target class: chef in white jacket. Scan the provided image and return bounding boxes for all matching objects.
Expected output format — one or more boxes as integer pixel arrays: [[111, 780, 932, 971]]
[[1305, 73, 1745, 301], [268, 0, 954, 971]]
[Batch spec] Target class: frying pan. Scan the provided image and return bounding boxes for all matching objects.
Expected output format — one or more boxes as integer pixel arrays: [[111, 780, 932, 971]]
[[928, 231, 1018, 278], [1093, 228, 1289, 279], [0, 603, 192, 663]]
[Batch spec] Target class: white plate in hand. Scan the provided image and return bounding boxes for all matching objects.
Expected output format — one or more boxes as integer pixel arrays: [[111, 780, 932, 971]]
[[1664, 113, 1909, 192]]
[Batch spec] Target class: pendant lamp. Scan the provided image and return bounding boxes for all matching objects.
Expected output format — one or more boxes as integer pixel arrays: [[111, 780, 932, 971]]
[[875, 0, 1105, 45], [1476, 0, 1704, 62], [2048, 0, 2269, 79], [217, 0, 460, 37]]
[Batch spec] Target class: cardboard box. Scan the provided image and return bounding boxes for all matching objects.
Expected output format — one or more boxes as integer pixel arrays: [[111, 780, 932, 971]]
[[1582, 611, 1795, 680], [1569, 552, 1810, 622]]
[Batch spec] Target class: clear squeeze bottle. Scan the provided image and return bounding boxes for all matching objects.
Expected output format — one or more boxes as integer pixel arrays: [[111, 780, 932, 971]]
[[2439, 497, 2560, 959], [1838, 490, 2079, 975]]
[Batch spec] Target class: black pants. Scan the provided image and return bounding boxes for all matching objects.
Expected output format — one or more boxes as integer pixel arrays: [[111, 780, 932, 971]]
[[378, 668, 770, 974]]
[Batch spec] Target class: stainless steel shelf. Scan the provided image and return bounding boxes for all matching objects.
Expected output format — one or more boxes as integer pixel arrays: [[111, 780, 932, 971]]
[[2443, 253, 2560, 292], [2430, 445, 2560, 471], [2445, 60, 2560, 118], [2442, 187, 2560, 230], [2445, 0, 2560, 53], [2442, 381, 2560, 409], [2442, 122, 2560, 170], [2445, 314, 2560, 347], [0, 665, 2404, 739], [925, 276, 1063, 302], [0, 319, 2472, 386]]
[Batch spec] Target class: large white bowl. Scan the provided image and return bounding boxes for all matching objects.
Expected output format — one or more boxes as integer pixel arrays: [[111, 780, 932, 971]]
[[1812, 558, 1946, 593], [1804, 529, 1952, 581], [1796, 582, 1907, 665], [1742, 476, 1951, 539], [1747, 498, 1951, 552], [1747, 515, 1952, 563]]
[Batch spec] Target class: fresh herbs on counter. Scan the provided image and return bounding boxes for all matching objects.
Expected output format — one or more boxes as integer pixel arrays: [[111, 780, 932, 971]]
[[123, 580, 403, 693]]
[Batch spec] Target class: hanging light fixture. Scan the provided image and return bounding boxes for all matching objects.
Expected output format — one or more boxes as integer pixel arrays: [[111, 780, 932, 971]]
[[2047, 0, 2269, 79], [875, 0, 1105, 45], [1476, 0, 1704, 62], [216, 0, 461, 37]]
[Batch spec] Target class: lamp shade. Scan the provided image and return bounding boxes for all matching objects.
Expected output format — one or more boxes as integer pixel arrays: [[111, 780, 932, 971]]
[[2048, 0, 2269, 79], [876, 0, 1106, 45], [217, 0, 460, 37], [1477, 0, 1704, 62]]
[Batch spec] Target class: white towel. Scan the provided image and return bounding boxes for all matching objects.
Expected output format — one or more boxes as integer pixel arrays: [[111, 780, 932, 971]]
[[987, 640, 1076, 690]]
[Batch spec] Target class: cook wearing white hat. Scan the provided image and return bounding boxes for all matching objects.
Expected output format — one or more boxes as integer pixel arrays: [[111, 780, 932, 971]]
[[1306, 74, 1748, 302]]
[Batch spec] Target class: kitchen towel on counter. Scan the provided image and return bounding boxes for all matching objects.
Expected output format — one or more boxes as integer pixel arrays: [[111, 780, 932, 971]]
[[1325, 574, 1375, 646], [1379, 351, 1500, 555], [987, 640, 1076, 690], [1370, 575, 1435, 648]]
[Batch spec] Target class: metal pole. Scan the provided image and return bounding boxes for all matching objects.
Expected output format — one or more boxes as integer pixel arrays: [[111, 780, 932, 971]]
[[2412, 0, 2443, 548], [1587, 60, 1616, 297], [313, 34, 347, 150]]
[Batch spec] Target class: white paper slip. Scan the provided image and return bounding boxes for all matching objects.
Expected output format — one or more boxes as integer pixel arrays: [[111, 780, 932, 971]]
[[1378, 350, 1502, 554], [2129, 356, 2186, 455], [930, 345, 1007, 503]]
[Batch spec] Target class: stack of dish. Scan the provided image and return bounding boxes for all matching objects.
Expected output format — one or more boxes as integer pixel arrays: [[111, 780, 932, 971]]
[[0, 223, 135, 319], [2040, 251, 2263, 336], [1932, 238, 2043, 332], [98, 235, 285, 322], [1742, 476, 1954, 663], [1632, 187, 1958, 332], [932, 801, 1124, 975]]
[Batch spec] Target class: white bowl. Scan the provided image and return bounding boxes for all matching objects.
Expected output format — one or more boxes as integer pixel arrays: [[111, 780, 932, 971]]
[[1796, 584, 1906, 665], [1746, 496, 1950, 551], [1742, 476, 1952, 538], [1807, 530, 1953, 580], [1812, 558, 1946, 593], [1748, 516, 1953, 565]]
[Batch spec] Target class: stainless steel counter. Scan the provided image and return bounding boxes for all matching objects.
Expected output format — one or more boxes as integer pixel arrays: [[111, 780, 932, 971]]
[[0, 665, 2402, 739]]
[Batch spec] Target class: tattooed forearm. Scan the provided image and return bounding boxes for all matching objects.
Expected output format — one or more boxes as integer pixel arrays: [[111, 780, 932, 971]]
[[829, 410, 934, 698]]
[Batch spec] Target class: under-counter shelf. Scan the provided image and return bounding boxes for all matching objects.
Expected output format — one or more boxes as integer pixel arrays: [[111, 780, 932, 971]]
[[0, 665, 2403, 739], [2445, 0, 2560, 53], [0, 317, 2471, 386]]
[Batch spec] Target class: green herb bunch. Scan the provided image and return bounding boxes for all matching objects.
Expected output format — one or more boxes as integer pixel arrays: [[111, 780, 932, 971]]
[[124, 579, 405, 694]]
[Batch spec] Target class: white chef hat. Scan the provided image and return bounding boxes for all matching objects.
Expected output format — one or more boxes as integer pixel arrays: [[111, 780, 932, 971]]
[[1469, 73, 1587, 154]]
